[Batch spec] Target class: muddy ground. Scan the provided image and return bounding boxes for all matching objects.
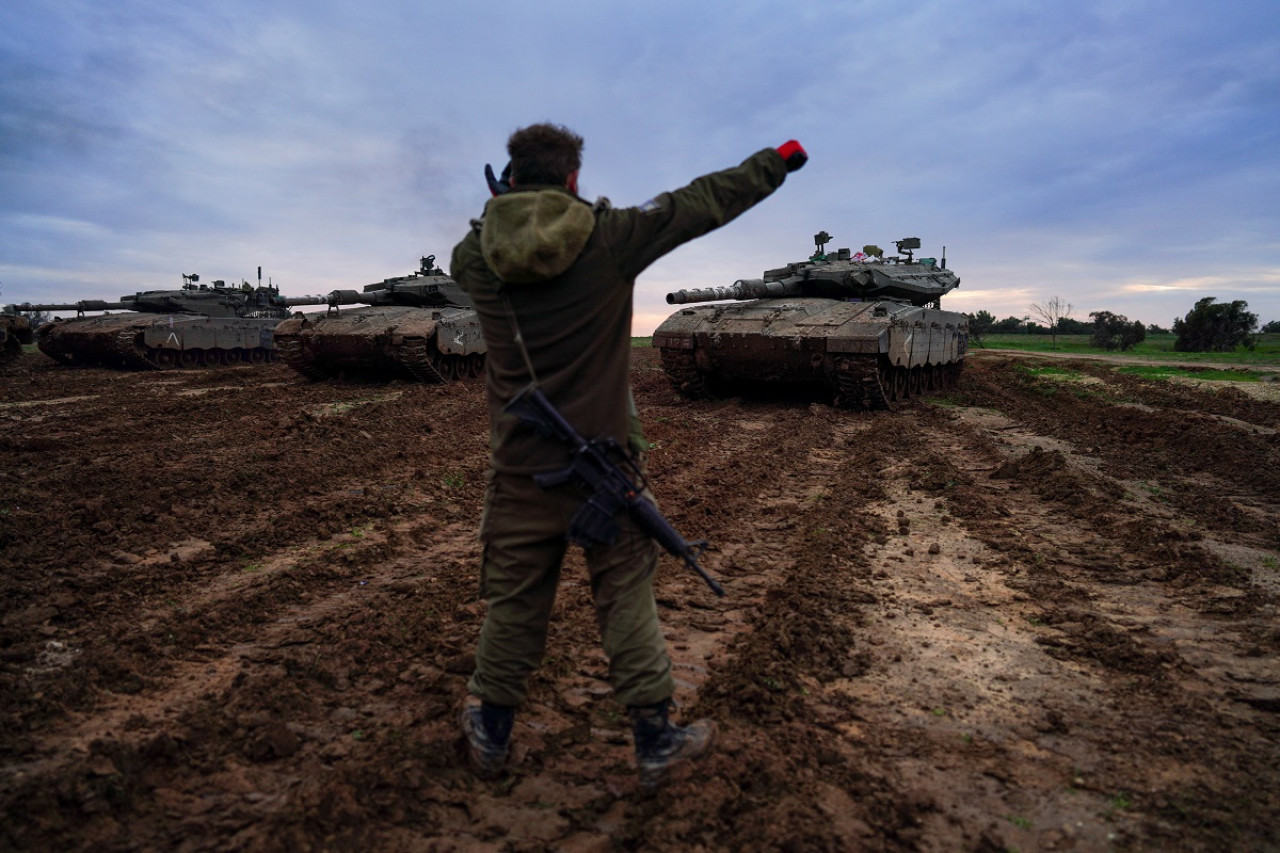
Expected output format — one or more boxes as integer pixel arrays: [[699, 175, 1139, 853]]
[[1, 348, 1278, 852]]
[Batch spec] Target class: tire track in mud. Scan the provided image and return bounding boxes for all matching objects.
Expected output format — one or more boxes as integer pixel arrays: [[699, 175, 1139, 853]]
[[2, 365, 494, 849], [6, 392, 863, 851], [962, 357, 1280, 554], [0, 512, 481, 843], [5, 353, 1280, 851], [628, 413, 918, 852], [426, 401, 861, 850], [879, 394, 1280, 851], [832, 409, 1166, 851], [629, 361, 1280, 852]]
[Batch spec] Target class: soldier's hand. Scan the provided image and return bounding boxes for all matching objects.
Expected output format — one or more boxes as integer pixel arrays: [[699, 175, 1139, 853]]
[[486, 162, 513, 196], [776, 140, 808, 173]]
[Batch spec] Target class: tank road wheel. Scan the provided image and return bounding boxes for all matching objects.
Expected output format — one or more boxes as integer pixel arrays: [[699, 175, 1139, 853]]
[[248, 348, 266, 364], [179, 349, 200, 368], [870, 361, 894, 411], [154, 350, 177, 369], [894, 367, 909, 401], [466, 353, 485, 378], [907, 367, 923, 399], [426, 352, 453, 382], [437, 355, 457, 381], [430, 353, 450, 380], [224, 348, 242, 365]]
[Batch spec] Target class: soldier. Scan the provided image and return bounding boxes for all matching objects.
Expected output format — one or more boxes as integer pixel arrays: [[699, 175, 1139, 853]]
[[450, 123, 806, 788]]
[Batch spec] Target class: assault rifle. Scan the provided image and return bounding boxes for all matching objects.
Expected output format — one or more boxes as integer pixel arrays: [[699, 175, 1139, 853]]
[[504, 385, 726, 597]]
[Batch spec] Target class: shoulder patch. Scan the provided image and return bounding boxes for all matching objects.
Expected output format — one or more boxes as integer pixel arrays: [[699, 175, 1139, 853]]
[[637, 198, 663, 214]]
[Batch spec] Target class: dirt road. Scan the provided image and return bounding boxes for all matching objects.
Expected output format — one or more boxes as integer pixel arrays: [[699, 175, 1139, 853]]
[[1, 348, 1277, 851]]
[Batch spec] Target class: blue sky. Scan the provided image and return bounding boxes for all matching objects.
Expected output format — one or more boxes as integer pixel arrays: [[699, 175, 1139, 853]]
[[3, 0, 1278, 333]]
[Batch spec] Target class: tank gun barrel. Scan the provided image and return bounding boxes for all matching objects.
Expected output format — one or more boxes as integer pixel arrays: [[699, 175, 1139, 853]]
[[666, 278, 804, 305], [277, 294, 331, 307], [325, 289, 372, 307], [5, 299, 130, 314]]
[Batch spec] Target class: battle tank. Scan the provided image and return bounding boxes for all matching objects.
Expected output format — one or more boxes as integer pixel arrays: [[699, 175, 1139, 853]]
[[6, 274, 326, 369], [274, 255, 484, 382], [0, 314, 35, 366], [652, 233, 968, 410]]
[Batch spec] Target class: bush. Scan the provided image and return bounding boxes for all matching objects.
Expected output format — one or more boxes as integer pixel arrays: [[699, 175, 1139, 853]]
[[966, 310, 995, 346], [1090, 311, 1146, 351], [1173, 297, 1257, 352]]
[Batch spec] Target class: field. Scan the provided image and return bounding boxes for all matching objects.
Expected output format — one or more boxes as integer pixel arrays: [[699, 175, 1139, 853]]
[[975, 332, 1280, 366], [2, 346, 1278, 851]]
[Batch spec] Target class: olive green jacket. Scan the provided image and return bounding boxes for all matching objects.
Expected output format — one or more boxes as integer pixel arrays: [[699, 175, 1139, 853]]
[[451, 147, 788, 474]]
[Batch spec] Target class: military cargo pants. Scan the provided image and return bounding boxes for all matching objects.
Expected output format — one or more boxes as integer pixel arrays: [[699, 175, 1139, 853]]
[[467, 470, 674, 709]]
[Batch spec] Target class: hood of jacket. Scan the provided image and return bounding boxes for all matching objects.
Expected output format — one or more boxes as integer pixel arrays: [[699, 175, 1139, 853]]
[[480, 187, 596, 285]]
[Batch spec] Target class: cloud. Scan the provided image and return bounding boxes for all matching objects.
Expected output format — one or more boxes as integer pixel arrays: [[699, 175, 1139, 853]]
[[1, 0, 1277, 330]]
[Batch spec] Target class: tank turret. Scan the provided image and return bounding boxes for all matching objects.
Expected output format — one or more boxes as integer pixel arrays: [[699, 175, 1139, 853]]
[[652, 233, 970, 410], [273, 255, 485, 382], [7, 273, 328, 369], [666, 233, 959, 308]]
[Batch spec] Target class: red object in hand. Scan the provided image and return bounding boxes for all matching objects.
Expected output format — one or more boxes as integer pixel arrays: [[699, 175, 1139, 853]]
[[777, 140, 807, 172]]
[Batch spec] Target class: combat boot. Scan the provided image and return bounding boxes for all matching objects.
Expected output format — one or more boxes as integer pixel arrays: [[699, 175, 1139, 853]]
[[629, 700, 716, 791], [460, 698, 514, 779]]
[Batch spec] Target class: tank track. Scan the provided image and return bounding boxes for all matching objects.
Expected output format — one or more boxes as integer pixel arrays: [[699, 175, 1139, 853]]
[[275, 335, 329, 381], [36, 337, 74, 366], [112, 329, 160, 369], [660, 346, 962, 411], [834, 356, 892, 411], [399, 338, 448, 383], [835, 358, 964, 410], [406, 338, 485, 383], [658, 348, 715, 399]]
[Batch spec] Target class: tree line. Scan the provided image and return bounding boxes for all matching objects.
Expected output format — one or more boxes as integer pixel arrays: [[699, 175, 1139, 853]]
[[966, 297, 1277, 352]]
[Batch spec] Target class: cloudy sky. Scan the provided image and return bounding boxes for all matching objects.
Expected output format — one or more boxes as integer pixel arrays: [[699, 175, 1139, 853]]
[[3, 0, 1278, 334]]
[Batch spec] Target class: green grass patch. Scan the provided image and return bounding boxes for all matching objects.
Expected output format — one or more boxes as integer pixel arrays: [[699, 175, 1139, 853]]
[[631, 336, 653, 347], [980, 333, 1280, 366]]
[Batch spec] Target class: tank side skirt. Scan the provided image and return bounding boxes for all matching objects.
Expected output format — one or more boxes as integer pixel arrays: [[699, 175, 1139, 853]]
[[658, 346, 715, 399]]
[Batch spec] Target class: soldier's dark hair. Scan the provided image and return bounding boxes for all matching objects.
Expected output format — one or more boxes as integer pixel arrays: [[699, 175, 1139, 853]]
[[507, 123, 584, 187]]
